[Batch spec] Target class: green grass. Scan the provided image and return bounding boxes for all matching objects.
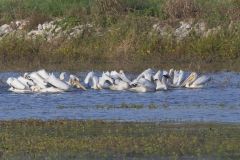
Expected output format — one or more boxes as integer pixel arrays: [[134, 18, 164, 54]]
[[0, 120, 240, 159], [0, 0, 238, 25], [0, 0, 90, 22]]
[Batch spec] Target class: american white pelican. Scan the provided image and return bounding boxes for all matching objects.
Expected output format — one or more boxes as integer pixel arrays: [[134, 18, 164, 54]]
[[187, 75, 211, 88], [59, 72, 86, 90], [129, 78, 156, 93], [153, 70, 163, 81], [28, 72, 48, 89], [119, 70, 131, 83], [24, 71, 65, 93], [85, 71, 115, 90], [37, 69, 50, 79], [6, 68, 211, 93], [98, 72, 114, 89], [173, 70, 179, 86], [110, 79, 129, 91], [176, 70, 185, 86], [46, 73, 70, 91], [17, 76, 35, 88], [167, 69, 174, 85], [169, 70, 185, 87], [181, 72, 198, 88], [68, 75, 86, 90], [108, 70, 130, 91], [84, 71, 101, 89], [155, 74, 170, 91], [135, 68, 155, 82], [6, 77, 30, 92]]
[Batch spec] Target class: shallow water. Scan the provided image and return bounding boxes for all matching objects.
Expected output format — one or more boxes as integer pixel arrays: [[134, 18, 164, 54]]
[[0, 71, 240, 122]]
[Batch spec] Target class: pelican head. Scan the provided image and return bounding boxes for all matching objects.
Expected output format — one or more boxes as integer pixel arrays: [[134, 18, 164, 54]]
[[23, 72, 30, 79], [69, 75, 86, 90], [119, 70, 124, 74], [183, 72, 198, 87]]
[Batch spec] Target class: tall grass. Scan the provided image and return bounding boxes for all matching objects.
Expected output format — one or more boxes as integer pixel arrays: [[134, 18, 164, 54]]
[[0, 0, 90, 24], [0, 18, 240, 72], [0, 0, 237, 25], [0, 0, 240, 71]]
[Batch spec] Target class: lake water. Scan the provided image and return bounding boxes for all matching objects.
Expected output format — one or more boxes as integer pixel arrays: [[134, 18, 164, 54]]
[[0, 71, 239, 122]]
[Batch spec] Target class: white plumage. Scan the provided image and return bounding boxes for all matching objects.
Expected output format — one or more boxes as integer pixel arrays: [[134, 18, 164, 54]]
[[6, 68, 211, 93]]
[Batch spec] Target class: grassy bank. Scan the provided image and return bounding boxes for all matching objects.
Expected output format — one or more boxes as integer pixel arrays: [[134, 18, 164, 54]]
[[0, 0, 240, 72], [0, 120, 240, 159]]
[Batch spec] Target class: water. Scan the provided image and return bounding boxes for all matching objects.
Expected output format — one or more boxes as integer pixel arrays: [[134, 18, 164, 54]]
[[0, 71, 240, 122]]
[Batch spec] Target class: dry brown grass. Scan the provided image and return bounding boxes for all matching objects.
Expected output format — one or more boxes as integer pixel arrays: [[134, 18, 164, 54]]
[[227, 0, 240, 21], [164, 0, 200, 19], [93, 0, 123, 15], [26, 12, 51, 30]]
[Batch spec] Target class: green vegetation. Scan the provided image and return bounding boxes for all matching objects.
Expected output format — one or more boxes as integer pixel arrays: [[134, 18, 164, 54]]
[[0, 0, 238, 25], [0, 120, 240, 159], [0, 0, 240, 71]]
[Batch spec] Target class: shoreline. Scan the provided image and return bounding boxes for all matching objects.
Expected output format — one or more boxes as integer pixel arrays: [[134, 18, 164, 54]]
[[0, 60, 239, 73]]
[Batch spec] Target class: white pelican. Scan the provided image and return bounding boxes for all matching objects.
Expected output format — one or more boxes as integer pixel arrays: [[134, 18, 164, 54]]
[[187, 75, 211, 88], [176, 70, 185, 86], [68, 74, 86, 90], [25, 72, 65, 93], [17, 76, 35, 88], [181, 72, 198, 87], [129, 77, 156, 93], [85, 71, 114, 89], [98, 72, 114, 89], [169, 70, 185, 87], [155, 74, 171, 91], [84, 71, 101, 89], [46, 73, 70, 91], [37, 69, 50, 79], [6, 77, 31, 93], [6, 68, 211, 93], [135, 68, 155, 82], [108, 70, 130, 91], [119, 70, 131, 83], [28, 72, 48, 89], [167, 69, 174, 85], [110, 80, 129, 91], [57, 72, 86, 90], [28, 70, 85, 92], [173, 70, 179, 86]]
